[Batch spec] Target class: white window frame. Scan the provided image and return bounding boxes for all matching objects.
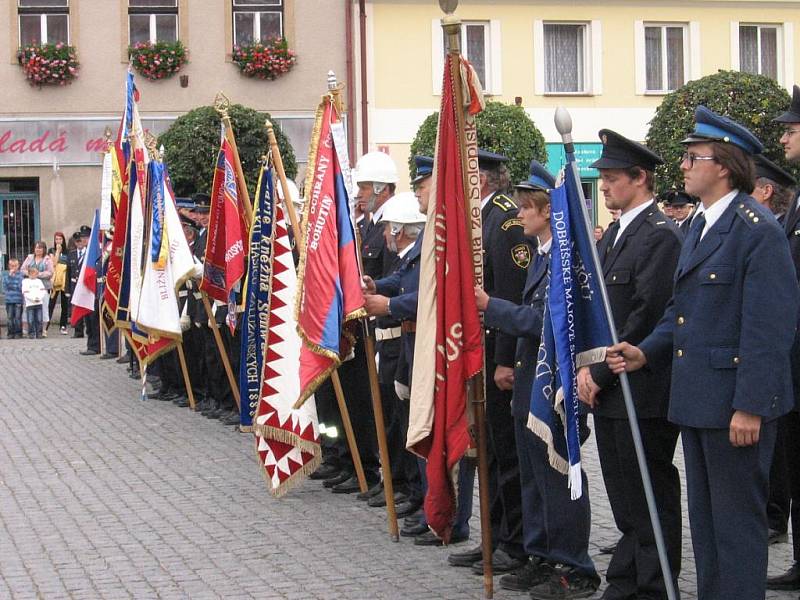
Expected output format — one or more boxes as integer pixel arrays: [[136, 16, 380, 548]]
[[128, 13, 179, 45], [533, 20, 602, 96], [730, 21, 790, 85], [17, 2, 70, 46], [634, 22, 698, 95], [233, 0, 284, 47], [431, 18, 502, 96]]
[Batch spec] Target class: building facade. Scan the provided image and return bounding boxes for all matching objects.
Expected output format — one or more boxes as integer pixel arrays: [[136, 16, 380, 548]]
[[359, 0, 800, 224], [0, 0, 349, 265]]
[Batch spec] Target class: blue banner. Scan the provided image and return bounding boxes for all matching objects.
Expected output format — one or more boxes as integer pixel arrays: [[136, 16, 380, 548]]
[[238, 165, 275, 430], [529, 163, 612, 499]]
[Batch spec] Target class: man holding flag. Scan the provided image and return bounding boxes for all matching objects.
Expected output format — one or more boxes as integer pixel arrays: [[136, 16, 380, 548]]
[[578, 131, 683, 600], [71, 212, 102, 356]]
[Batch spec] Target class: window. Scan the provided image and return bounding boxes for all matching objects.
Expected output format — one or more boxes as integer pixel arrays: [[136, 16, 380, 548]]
[[18, 0, 69, 46], [543, 23, 587, 93], [233, 0, 283, 47], [739, 24, 779, 79], [128, 0, 178, 45], [431, 19, 501, 95], [441, 21, 491, 90], [644, 24, 687, 92]]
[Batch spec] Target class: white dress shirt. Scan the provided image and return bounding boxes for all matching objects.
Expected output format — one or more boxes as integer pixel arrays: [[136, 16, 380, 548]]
[[613, 200, 654, 246], [700, 190, 738, 240]]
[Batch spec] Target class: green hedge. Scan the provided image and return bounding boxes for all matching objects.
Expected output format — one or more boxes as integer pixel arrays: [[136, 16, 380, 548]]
[[409, 101, 547, 185], [158, 104, 297, 198], [646, 70, 796, 191]]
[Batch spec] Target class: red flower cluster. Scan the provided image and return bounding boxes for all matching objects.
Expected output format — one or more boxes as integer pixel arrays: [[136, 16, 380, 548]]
[[128, 40, 188, 81], [16, 42, 79, 87], [232, 38, 296, 81]]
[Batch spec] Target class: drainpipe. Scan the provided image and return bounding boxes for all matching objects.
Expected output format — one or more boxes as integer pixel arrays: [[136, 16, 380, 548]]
[[359, 0, 369, 153], [345, 0, 356, 160]]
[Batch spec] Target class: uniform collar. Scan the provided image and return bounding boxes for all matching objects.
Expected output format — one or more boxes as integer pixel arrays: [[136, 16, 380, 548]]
[[701, 189, 738, 239]]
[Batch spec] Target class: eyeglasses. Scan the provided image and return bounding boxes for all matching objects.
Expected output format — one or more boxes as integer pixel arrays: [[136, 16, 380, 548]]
[[783, 129, 800, 138], [681, 153, 717, 168]]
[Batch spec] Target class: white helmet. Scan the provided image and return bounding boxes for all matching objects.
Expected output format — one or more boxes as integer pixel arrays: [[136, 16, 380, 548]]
[[380, 192, 426, 225], [276, 177, 302, 207], [354, 151, 399, 184]]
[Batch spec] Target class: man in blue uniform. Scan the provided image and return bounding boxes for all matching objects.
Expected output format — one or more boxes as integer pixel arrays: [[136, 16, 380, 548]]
[[477, 162, 599, 598], [766, 84, 800, 591], [607, 106, 800, 600], [578, 131, 683, 600]]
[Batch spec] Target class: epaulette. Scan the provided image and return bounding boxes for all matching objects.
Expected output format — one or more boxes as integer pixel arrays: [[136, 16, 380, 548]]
[[735, 201, 764, 227], [492, 194, 517, 212]]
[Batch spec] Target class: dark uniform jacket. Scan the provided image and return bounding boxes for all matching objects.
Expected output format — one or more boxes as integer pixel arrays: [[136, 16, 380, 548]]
[[483, 247, 549, 419], [782, 191, 800, 408], [66, 248, 84, 296], [641, 193, 799, 428], [361, 214, 397, 281], [482, 192, 529, 368], [590, 202, 682, 419]]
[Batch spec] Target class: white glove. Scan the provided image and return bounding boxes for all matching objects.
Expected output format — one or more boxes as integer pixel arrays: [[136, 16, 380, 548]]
[[394, 380, 410, 401], [193, 263, 204, 279], [180, 314, 191, 332]]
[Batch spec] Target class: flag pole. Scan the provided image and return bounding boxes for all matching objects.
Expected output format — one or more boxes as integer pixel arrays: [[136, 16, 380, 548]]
[[213, 93, 254, 227], [327, 75, 400, 541], [441, 6, 493, 597], [554, 107, 677, 600], [176, 343, 197, 410], [265, 118, 369, 495], [201, 291, 241, 411]]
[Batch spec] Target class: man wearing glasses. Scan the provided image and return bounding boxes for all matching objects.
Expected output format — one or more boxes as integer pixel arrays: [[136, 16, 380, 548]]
[[767, 84, 800, 592], [606, 106, 799, 600]]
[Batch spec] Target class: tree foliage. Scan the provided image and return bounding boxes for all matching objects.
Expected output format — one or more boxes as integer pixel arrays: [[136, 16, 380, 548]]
[[646, 70, 796, 191], [409, 101, 547, 185], [158, 103, 297, 198]]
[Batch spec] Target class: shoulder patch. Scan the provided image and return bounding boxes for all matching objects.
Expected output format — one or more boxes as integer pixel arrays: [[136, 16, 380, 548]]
[[511, 243, 531, 269], [493, 194, 517, 212], [501, 218, 522, 231], [735, 202, 763, 227]]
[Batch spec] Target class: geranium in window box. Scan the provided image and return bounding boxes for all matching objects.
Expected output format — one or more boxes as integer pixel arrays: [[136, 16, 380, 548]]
[[232, 38, 296, 81], [128, 40, 188, 81], [16, 42, 79, 87]]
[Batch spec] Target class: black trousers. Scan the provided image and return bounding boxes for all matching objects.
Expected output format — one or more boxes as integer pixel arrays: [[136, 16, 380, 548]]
[[594, 415, 682, 600], [771, 411, 800, 561], [85, 311, 100, 353], [48, 289, 69, 328]]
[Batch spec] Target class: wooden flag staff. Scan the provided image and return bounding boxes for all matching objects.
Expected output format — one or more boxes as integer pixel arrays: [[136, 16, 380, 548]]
[[265, 119, 369, 495], [326, 73, 400, 541], [442, 3, 494, 597], [214, 92, 254, 226], [176, 343, 197, 410]]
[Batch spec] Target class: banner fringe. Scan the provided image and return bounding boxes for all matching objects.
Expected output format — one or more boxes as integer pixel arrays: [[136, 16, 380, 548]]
[[527, 413, 570, 476]]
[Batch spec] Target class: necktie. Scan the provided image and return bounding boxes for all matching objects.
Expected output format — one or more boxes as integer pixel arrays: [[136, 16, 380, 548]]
[[684, 212, 706, 252], [533, 252, 544, 273], [605, 221, 620, 255]]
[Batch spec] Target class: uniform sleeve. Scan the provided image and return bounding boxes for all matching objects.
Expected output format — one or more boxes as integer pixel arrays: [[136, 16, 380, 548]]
[[638, 298, 677, 373], [490, 215, 528, 367], [592, 227, 681, 389], [389, 291, 418, 321], [375, 270, 402, 297], [484, 296, 544, 339], [733, 226, 800, 416]]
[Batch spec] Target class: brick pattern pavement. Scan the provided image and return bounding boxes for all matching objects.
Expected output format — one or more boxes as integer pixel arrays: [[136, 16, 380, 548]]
[[0, 336, 797, 599]]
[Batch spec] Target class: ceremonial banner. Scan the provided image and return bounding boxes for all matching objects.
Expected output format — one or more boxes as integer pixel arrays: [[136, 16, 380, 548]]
[[136, 159, 195, 339], [529, 168, 612, 499], [103, 71, 140, 330], [254, 202, 321, 496], [239, 164, 275, 431], [407, 53, 485, 541], [71, 210, 102, 326], [294, 98, 365, 406], [200, 137, 249, 315]]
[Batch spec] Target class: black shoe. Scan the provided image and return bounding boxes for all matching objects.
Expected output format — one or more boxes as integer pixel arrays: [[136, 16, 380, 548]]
[[368, 489, 408, 508], [223, 411, 240, 426], [322, 471, 354, 488], [357, 481, 383, 501], [414, 530, 468, 546], [449, 544, 484, 567], [207, 408, 226, 420], [499, 557, 555, 592], [310, 463, 341, 481], [80, 350, 98, 356], [116, 354, 131, 364], [598, 542, 617, 555], [331, 475, 363, 494], [71, 333, 84, 339], [201, 400, 220, 417], [99, 353, 116, 360], [175, 397, 190, 408], [404, 509, 424, 527], [768, 528, 789, 545], [767, 562, 800, 590], [401, 522, 429, 537], [471, 548, 526, 575], [396, 500, 422, 518], [528, 566, 600, 600]]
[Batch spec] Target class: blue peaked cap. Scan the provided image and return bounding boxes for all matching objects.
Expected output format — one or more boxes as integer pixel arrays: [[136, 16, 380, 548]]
[[516, 160, 556, 192], [682, 106, 764, 155], [175, 197, 196, 210], [411, 155, 434, 184]]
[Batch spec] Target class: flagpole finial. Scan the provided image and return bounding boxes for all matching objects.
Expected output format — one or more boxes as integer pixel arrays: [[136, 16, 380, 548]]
[[554, 106, 573, 136], [327, 70, 337, 90], [213, 92, 231, 118], [144, 131, 159, 160]]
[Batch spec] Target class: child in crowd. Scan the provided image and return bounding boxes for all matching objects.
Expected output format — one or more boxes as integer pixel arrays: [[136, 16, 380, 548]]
[[22, 266, 46, 339], [3, 258, 24, 339]]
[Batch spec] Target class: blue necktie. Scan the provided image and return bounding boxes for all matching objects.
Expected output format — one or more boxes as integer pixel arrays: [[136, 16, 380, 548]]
[[533, 252, 544, 273], [685, 213, 706, 252]]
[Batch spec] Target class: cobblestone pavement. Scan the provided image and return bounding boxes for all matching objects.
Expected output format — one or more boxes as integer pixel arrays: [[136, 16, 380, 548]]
[[0, 336, 797, 599]]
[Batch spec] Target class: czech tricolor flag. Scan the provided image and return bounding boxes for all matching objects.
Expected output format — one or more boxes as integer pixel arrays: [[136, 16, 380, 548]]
[[71, 210, 102, 326]]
